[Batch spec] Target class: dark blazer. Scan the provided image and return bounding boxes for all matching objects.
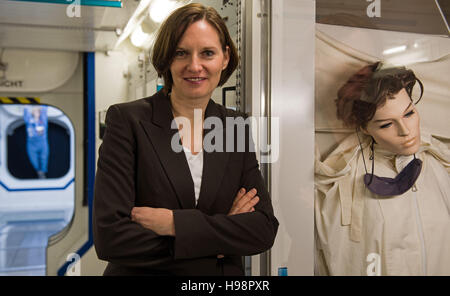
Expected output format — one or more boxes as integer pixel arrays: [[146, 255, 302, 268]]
[[93, 91, 279, 276]]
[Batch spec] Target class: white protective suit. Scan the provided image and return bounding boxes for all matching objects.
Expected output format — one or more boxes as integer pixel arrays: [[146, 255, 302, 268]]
[[315, 132, 450, 275]]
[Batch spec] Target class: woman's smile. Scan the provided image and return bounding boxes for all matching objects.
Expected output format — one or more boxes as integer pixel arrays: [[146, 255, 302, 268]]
[[184, 77, 207, 84]]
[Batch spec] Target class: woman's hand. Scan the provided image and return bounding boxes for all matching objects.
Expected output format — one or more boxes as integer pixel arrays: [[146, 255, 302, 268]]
[[131, 207, 175, 236], [228, 188, 260, 216], [218, 188, 260, 259]]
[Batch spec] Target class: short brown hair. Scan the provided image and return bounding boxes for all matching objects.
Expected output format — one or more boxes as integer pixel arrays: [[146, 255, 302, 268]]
[[151, 3, 239, 94], [336, 62, 422, 129]]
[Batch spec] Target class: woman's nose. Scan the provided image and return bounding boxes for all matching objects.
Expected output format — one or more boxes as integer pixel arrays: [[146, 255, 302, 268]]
[[187, 55, 202, 72], [397, 120, 410, 136]]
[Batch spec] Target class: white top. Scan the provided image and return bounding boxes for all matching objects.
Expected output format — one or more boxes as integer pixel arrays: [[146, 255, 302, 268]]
[[183, 147, 204, 206]]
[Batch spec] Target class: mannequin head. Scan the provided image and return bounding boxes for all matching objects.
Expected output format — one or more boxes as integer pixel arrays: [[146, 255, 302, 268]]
[[362, 88, 420, 155], [336, 62, 423, 155]]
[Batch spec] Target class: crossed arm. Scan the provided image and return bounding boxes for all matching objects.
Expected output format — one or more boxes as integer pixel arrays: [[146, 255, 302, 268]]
[[131, 187, 260, 236], [131, 188, 260, 259]]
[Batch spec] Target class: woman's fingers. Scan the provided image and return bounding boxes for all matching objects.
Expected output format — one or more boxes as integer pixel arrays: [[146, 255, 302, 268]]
[[131, 207, 140, 221], [229, 188, 247, 215], [238, 196, 259, 213], [234, 188, 257, 210], [231, 188, 246, 208], [228, 188, 260, 215]]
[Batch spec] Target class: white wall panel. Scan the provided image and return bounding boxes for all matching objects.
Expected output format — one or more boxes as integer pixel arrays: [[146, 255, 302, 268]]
[[270, 0, 315, 276]]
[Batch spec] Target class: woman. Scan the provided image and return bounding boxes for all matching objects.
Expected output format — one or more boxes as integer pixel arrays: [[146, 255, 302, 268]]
[[93, 3, 278, 276], [23, 105, 49, 179], [315, 62, 450, 275]]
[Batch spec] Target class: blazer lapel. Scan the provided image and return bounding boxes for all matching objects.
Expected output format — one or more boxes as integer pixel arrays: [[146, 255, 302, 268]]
[[196, 101, 230, 211], [139, 93, 196, 209]]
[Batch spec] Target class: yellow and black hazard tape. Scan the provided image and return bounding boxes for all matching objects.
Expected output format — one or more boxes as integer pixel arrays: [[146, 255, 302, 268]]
[[0, 97, 41, 104]]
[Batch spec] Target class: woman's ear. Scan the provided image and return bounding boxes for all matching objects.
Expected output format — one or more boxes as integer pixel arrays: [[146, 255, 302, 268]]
[[222, 46, 230, 70]]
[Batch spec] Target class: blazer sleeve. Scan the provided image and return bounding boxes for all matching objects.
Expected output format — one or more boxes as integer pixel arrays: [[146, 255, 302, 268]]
[[172, 127, 279, 259], [93, 104, 173, 268]]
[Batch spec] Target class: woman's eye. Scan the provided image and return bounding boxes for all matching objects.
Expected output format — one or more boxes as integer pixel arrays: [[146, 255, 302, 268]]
[[175, 50, 186, 57], [404, 110, 415, 117], [379, 122, 392, 129], [203, 50, 214, 57]]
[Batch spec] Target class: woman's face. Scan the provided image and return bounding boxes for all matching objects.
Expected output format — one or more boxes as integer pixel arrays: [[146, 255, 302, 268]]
[[32, 107, 41, 118], [363, 88, 421, 155], [169, 20, 229, 102]]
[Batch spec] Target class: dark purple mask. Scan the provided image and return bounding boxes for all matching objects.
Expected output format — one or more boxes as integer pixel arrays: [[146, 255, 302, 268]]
[[364, 157, 422, 196], [357, 134, 422, 197]]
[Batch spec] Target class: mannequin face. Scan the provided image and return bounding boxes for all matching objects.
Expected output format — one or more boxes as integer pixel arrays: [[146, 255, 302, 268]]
[[363, 88, 421, 155]]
